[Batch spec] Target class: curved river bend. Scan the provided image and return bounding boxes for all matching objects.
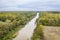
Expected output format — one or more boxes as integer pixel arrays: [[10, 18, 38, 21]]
[[13, 13, 39, 40]]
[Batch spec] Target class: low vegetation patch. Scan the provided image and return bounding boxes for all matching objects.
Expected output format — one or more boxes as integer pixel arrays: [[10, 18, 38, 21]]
[[32, 25, 44, 40]]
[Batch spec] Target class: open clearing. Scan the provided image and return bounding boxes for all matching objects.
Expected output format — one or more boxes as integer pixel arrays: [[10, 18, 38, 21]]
[[44, 26, 60, 40]]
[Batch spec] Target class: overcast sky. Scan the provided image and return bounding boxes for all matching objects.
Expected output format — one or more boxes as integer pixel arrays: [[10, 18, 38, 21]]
[[0, 0, 60, 11]]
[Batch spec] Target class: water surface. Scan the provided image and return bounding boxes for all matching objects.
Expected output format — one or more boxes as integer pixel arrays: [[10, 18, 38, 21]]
[[13, 13, 39, 40]]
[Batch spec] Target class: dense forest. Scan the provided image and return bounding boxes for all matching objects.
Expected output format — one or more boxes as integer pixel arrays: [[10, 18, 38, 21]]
[[0, 11, 36, 40]]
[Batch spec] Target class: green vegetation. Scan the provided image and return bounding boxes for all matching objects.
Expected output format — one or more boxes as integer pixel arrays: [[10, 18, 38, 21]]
[[32, 12, 60, 40], [38, 12, 60, 26], [1, 11, 60, 40], [32, 25, 44, 40], [0, 11, 36, 40]]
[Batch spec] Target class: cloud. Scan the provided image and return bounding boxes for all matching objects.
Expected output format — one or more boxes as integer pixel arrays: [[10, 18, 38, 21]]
[[0, 0, 60, 11]]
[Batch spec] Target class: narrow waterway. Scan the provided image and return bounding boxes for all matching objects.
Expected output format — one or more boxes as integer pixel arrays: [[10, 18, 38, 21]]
[[13, 13, 39, 40]]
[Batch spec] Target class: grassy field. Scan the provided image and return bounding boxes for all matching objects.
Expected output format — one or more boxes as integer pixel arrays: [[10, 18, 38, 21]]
[[0, 11, 36, 40]]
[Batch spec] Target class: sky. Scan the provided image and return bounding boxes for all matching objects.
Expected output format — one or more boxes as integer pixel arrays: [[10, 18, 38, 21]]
[[0, 0, 60, 11]]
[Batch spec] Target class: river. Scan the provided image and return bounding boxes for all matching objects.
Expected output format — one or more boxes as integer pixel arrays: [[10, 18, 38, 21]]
[[13, 13, 39, 40]]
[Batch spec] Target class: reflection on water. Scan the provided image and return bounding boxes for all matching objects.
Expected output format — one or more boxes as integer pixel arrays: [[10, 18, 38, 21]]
[[13, 13, 39, 40]]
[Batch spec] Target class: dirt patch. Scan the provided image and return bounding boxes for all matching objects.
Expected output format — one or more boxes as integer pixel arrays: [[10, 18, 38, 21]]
[[43, 26, 60, 40]]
